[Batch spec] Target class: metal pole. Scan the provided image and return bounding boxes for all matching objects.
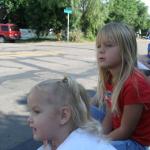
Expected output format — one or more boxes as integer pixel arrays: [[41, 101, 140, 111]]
[[67, 13, 69, 41]]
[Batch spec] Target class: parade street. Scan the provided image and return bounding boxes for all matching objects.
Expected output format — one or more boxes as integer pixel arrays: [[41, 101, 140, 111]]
[[0, 39, 149, 150]]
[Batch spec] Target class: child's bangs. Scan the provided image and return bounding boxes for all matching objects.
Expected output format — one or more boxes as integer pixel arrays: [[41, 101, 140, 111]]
[[96, 26, 118, 47]]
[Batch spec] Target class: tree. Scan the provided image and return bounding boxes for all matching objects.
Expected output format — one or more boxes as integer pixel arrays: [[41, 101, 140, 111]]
[[80, 0, 108, 39], [69, 0, 82, 30], [134, 0, 150, 31], [107, 0, 138, 26], [0, 0, 27, 27], [25, 0, 67, 37], [0, 1, 7, 23], [107, 0, 150, 33]]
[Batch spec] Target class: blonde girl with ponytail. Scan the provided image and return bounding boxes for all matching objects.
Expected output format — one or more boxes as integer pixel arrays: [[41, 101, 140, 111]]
[[27, 76, 116, 150]]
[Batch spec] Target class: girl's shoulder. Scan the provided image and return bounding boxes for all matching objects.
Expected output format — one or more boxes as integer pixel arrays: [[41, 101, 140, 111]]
[[58, 128, 116, 150], [37, 144, 51, 150], [121, 68, 150, 105], [125, 69, 150, 87]]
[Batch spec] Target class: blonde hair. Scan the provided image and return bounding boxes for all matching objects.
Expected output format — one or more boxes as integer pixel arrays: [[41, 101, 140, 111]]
[[96, 22, 137, 112], [29, 76, 102, 136]]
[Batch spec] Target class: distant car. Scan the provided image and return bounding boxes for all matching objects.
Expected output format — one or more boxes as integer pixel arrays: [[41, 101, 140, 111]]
[[20, 29, 37, 40], [0, 23, 21, 42]]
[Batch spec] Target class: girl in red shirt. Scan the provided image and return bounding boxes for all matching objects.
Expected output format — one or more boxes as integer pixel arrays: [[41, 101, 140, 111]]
[[93, 22, 150, 150]]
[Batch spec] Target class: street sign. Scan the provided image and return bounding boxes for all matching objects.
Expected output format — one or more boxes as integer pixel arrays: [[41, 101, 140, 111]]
[[64, 7, 72, 14], [64, 7, 73, 41]]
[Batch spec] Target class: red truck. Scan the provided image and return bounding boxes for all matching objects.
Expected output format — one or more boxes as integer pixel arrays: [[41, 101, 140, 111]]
[[0, 23, 21, 42]]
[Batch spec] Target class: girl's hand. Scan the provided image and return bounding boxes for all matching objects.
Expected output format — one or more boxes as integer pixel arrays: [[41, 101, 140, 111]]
[[107, 104, 143, 140]]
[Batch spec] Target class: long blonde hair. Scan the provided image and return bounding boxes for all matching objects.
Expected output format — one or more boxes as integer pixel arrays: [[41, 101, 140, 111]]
[[30, 76, 102, 136], [96, 22, 137, 112]]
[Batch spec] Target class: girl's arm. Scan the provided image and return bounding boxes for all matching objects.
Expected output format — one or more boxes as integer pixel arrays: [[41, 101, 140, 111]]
[[106, 104, 143, 140], [90, 94, 99, 106], [102, 102, 113, 134]]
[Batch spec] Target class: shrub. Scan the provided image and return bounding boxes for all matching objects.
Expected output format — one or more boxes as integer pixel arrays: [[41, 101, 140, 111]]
[[85, 30, 95, 40], [69, 29, 83, 42]]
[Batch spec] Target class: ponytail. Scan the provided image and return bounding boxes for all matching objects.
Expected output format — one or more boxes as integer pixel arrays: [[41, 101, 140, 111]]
[[60, 76, 102, 137]]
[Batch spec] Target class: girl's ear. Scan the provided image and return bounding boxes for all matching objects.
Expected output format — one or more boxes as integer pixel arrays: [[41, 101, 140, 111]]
[[59, 106, 71, 125]]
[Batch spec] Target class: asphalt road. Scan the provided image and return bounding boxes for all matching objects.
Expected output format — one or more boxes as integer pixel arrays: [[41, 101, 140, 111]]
[[0, 39, 149, 150]]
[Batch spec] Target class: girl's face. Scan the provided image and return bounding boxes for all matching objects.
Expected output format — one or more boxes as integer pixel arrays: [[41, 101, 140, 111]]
[[27, 89, 61, 142], [97, 39, 122, 71]]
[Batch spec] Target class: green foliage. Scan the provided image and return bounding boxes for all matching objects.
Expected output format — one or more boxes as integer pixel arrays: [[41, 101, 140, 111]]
[[107, 0, 150, 31], [25, 0, 67, 38], [107, 0, 137, 26], [0, 1, 7, 22], [0, 0, 27, 26], [80, 0, 108, 37], [69, 29, 83, 42], [0, 0, 149, 40], [85, 30, 95, 40], [39, 0, 67, 9], [69, 0, 82, 30], [134, 0, 150, 30]]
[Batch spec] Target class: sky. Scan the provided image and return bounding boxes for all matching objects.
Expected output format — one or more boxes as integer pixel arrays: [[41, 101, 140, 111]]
[[141, 0, 150, 15]]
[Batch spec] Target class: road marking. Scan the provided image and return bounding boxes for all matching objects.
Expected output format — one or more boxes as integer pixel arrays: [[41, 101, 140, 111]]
[[0, 50, 61, 58]]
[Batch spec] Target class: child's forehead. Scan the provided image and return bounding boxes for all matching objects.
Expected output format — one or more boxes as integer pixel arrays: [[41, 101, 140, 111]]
[[101, 38, 115, 43], [29, 87, 55, 103], [97, 36, 117, 46], [97, 30, 117, 43]]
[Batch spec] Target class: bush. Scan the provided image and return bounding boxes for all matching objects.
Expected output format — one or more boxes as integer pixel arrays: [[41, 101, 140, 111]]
[[85, 30, 95, 41], [69, 29, 83, 42]]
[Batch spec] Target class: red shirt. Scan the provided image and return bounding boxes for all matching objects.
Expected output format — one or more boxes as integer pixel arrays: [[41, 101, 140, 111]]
[[105, 69, 150, 146]]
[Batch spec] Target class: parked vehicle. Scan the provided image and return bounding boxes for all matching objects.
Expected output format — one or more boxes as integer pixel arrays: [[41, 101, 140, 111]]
[[0, 23, 21, 42], [20, 29, 36, 40]]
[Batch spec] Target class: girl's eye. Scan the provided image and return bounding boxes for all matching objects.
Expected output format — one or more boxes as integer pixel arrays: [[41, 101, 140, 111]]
[[97, 45, 101, 48], [105, 43, 113, 47], [33, 109, 40, 114]]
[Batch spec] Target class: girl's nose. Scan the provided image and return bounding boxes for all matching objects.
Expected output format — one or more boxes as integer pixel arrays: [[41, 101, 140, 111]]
[[98, 46, 105, 53], [27, 116, 33, 126], [97, 48, 105, 57]]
